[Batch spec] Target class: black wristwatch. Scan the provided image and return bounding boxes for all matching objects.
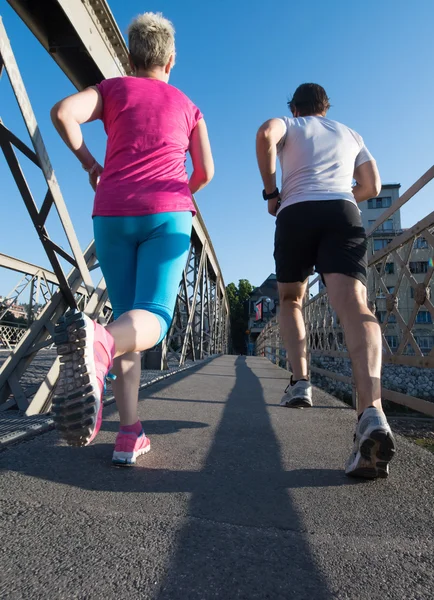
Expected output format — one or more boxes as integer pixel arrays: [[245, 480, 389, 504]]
[[262, 187, 280, 200]]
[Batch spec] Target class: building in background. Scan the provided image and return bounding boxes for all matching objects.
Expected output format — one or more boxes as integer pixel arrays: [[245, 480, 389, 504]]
[[357, 184, 433, 354], [359, 183, 433, 354], [246, 274, 279, 354], [0, 298, 27, 321], [359, 183, 401, 237]]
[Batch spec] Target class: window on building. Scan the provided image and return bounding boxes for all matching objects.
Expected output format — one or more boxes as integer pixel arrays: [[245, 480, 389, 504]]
[[376, 288, 386, 299], [413, 237, 429, 249], [416, 310, 432, 324], [369, 220, 394, 232], [387, 286, 395, 294], [404, 343, 416, 356], [377, 311, 386, 323], [378, 311, 396, 324], [367, 197, 392, 209], [373, 239, 393, 252], [385, 262, 395, 274], [409, 261, 429, 274], [415, 336, 434, 351], [410, 287, 415, 299], [385, 335, 398, 349], [376, 262, 395, 274]]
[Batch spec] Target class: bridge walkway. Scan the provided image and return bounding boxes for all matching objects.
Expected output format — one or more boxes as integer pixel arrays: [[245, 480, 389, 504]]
[[1, 356, 433, 599]]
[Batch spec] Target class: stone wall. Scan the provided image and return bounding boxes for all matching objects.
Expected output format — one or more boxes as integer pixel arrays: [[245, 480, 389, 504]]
[[310, 355, 434, 409]]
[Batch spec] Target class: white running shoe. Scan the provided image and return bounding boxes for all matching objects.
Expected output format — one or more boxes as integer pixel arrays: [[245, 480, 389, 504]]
[[345, 407, 396, 479], [280, 379, 313, 408]]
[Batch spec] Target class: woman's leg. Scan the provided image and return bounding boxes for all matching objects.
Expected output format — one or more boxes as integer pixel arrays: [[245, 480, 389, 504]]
[[92, 217, 149, 428], [106, 212, 192, 426], [106, 211, 193, 355], [53, 213, 191, 448], [54, 217, 138, 445], [110, 352, 141, 426]]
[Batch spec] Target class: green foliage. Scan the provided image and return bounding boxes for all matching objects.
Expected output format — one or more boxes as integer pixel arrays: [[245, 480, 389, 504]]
[[226, 279, 253, 354], [413, 439, 434, 454]]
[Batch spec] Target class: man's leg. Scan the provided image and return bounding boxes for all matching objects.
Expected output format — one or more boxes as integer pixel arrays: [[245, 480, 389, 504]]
[[273, 203, 318, 406], [324, 272, 395, 478], [323, 273, 382, 415], [278, 280, 309, 381], [278, 280, 313, 408]]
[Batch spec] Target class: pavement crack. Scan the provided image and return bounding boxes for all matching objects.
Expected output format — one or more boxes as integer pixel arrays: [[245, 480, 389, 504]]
[[188, 513, 309, 535]]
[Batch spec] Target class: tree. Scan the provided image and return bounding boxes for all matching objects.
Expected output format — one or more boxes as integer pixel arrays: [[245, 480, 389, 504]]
[[226, 279, 253, 354]]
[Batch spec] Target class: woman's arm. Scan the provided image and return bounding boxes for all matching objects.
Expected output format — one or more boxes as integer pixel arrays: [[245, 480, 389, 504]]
[[188, 118, 214, 195], [51, 86, 103, 190]]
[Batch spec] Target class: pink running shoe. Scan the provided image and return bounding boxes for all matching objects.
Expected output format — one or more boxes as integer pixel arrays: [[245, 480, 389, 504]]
[[112, 428, 151, 466], [52, 309, 115, 447]]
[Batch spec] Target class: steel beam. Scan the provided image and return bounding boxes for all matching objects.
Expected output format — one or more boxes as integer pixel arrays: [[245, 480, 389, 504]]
[[0, 252, 87, 296], [7, 0, 131, 89]]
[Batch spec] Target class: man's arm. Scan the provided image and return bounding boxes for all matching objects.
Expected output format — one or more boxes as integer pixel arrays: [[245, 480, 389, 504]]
[[353, 160, 381, 203], [256, 119, 286, 215]]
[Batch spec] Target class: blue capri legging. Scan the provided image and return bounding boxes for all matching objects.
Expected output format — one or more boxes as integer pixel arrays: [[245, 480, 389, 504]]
[[93, 211, 192, 344]]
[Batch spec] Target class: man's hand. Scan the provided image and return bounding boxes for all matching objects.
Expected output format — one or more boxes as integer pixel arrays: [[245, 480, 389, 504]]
[[268, 197, 281, 217], [88, 162, 104, 191]]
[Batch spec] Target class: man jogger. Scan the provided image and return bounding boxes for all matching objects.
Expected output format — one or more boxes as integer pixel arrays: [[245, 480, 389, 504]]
[[256, 83, 395, 478]]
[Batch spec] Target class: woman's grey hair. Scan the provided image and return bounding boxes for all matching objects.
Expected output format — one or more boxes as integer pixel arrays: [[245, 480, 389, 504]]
[[128, 12, 175, 71]]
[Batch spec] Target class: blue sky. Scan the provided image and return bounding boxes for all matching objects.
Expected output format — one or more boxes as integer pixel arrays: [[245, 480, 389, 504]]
[[1, 0, 433, 298]]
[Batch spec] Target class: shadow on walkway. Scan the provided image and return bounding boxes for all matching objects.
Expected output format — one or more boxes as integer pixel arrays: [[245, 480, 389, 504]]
[[157, 357, 334, 599]]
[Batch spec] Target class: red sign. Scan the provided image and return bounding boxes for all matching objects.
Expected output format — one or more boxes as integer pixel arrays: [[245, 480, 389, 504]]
[[254, 300, 263, 322]]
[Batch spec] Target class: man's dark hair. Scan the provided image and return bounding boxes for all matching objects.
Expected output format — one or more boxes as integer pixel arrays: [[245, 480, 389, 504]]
[[288, 83, 331, 116]]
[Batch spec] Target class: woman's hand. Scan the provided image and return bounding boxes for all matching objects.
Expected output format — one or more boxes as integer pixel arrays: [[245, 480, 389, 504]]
[[88, 162, 104, 191]]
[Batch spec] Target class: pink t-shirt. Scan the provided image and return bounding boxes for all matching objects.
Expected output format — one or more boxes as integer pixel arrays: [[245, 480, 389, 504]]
[[93, 77, 203, 217]]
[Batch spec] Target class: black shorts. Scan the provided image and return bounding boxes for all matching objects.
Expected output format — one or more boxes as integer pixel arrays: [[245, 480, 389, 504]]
[[274, 200, 368, 286]]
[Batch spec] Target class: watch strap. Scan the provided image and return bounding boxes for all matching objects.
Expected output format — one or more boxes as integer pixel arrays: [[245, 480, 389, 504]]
[[263, 187, 280, 200]]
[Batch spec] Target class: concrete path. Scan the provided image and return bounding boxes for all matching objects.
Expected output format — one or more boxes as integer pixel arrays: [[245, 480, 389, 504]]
[[1, 356, 433, 599]]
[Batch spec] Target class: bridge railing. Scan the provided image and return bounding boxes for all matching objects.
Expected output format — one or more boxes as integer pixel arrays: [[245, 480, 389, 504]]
[[256, 167, 434, 418], [0, 323, 27, 350]]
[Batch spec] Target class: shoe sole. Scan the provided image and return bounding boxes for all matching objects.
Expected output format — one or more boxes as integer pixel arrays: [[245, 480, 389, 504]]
[[112, 442, 151, 467], [281, 397, 313, 409], [346, 429, 396, 479], [52, 309, 100, 447]]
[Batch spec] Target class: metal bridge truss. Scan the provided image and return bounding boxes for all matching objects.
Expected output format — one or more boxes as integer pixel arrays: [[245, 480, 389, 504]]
[[0, 3, 229, 415], [0, 253, 94, 351]]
